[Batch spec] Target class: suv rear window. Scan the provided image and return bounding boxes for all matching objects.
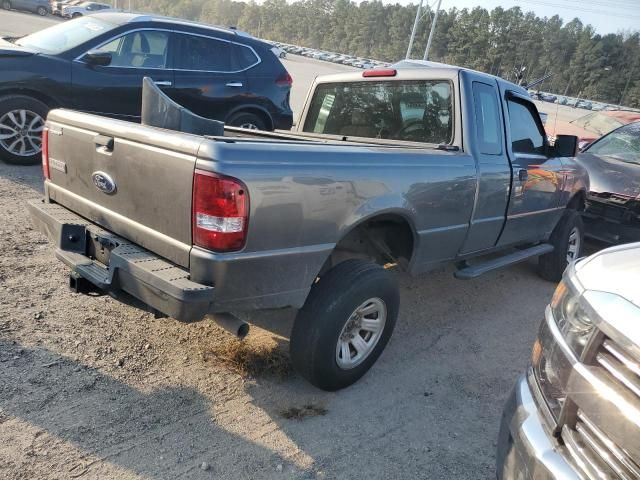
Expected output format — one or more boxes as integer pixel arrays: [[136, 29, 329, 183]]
[[302, 80, 453, 144]]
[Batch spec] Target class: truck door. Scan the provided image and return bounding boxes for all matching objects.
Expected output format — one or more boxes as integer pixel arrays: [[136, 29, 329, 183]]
[[497, 90, 565, 245], [459, 77, 512, 254]]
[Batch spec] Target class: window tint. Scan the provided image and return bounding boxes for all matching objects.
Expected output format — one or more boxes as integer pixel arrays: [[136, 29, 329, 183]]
[[472, 82, 502, 155], [235, 44, 259, 69], [93, 30, 169, 68], [586, 122, 640, 164], [507, 98, 545, 154], [176, 34, 232, 72], [303, 80, 453, 144]]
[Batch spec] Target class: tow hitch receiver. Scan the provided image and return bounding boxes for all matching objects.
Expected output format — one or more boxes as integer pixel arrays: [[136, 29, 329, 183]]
[[69, 271, 101, 295]]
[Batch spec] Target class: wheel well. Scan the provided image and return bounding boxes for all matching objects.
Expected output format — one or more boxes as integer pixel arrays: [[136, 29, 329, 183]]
[[567, 190, 586, 211], [319, 214, 415, 276], [226, 107, 273, 130], [0, 88, 58, 109]]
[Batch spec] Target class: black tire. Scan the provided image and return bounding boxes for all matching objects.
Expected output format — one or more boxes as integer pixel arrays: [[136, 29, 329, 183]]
[[226, 111, 267, 131], [0, 95, 49, 166], [538, 209, 584, 282], [2, 1, 11, 10], [290, 259, 400, 391], [72, 12, 81, 18], [36, 6, 47, 15]]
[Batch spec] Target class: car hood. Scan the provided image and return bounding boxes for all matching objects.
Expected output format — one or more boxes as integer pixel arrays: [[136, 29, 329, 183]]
[[576, 152, 640, 197], [0, 38, 37, 57], [575, 242, 640, 308]]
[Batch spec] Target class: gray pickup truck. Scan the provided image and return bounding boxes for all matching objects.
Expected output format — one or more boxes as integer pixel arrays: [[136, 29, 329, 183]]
[[29, 61, 589, 390]]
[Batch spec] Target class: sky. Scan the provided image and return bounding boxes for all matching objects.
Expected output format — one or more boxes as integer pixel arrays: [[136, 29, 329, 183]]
[[400, 0, 640, 35]]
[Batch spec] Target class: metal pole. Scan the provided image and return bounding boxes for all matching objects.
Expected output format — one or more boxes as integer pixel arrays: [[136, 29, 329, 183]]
[[423, 0, 442, 61], [406, 0, 424, 59], [619, 62, 635, 108]]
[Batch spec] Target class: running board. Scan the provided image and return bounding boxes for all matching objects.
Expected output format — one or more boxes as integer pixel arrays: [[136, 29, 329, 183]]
[[454, 244, 554, 280]]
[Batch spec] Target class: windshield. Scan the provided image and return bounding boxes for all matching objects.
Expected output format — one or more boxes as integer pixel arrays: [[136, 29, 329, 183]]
[[16, 16, 117, 55], [586, 121, 640, 164], [571, 112, 623, 136]]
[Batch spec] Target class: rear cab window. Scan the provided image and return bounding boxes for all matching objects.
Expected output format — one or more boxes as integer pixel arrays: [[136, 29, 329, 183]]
[[302, 80, 454, 145]]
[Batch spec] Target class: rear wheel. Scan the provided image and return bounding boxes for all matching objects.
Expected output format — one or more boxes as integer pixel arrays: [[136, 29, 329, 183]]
[[36, 6, 47, 15], [0, 95, 48, 166], [290, 259, 399, 391], [72, 12, 81, 17], [226, 112, 267, 131], [538, 209, 584, 282]]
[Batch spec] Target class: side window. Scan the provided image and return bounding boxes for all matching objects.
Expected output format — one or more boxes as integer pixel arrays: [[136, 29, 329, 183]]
[[235, 44, 259, 69], [176, 34, 232, 72], [92, 30, 169, 69], [507, 98, 545, 155], [472, 82, 502, 155]]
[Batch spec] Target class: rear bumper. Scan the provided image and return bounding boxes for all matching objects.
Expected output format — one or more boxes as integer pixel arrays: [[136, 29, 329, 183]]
[[28, 200, 215, 322], [496, 372, 580, 480]]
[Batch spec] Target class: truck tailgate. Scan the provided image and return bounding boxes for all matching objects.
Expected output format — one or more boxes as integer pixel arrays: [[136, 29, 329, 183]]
[[44, 109, 203, 267]]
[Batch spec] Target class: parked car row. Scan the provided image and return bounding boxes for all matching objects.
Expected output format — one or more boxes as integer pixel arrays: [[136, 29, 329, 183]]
[[529, 89, 639, 114], [2, 0, 51, 16], [271, 41, 391, 69]]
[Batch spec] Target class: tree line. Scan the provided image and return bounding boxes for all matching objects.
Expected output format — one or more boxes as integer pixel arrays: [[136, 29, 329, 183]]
[[128, 0, 640, 108]]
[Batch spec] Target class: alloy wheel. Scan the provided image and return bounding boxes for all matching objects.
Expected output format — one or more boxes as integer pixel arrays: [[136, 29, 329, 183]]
[[335, 297, 387, 369], [0, 109, 44, 157]]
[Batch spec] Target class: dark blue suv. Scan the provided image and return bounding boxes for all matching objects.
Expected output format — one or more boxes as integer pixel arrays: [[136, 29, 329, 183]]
[[0, 12, 293, 164]]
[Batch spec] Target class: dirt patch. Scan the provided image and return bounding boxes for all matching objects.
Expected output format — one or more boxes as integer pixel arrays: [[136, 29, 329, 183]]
[[203, 329, 292, 379], [280, 404, 328, 420]]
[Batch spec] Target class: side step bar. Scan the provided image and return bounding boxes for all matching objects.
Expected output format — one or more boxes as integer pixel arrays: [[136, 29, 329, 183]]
[[454, 243, 554, 280]]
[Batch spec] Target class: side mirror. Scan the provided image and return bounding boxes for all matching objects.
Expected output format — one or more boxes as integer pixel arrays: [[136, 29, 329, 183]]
[[84, 50, 112, 67], [553, 134, 578, 157]]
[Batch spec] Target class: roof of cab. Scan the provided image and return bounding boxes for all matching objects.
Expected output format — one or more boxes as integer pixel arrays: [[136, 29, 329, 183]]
[[313, 58, 527, 96]]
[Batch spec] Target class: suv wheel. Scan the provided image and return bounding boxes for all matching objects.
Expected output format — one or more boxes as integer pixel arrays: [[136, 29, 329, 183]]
[[0, 95, 48, 166], [290, 259, 399, 391], [2, 1, 11, 10], [36, 6, 47, 15], [227, 112, 267, 131], [72, 12, 81, 17], [538, 209, 584, 282]]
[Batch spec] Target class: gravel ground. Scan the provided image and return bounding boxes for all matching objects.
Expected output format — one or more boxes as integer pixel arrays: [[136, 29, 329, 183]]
[[0, 161, 558, 479]]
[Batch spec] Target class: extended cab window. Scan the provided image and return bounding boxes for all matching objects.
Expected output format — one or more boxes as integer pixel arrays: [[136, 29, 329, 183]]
[[176, 34, 232, 72], [507, 98, 545, 155], [303, 80, 453, 144], [473, 82, 502, 155], [94, 30, 169, 69]]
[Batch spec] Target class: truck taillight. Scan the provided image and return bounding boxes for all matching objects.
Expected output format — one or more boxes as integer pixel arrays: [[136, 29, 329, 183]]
[[192, 170, 248, 252], [42, 127, 50, 179]]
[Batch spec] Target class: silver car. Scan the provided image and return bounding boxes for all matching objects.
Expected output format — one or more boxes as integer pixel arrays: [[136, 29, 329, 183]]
[[497, 242, 640, 479]]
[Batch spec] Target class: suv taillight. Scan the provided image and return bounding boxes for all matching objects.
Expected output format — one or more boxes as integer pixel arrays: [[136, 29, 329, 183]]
[[42, 126, 50, 179], [192, 169, 248, 252], [276, 72, 293, 87]]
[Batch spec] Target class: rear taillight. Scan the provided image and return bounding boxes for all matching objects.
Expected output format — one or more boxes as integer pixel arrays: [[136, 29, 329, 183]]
[[42, 126, 50, 179], [192, 169, 248, 252], [276, 72, 293, 87]]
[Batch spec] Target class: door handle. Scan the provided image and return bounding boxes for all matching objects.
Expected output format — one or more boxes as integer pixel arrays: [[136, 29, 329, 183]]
[[153, 80, 172, 86], [225, 82, 243, 88], [518, 169, 528, 182], [94, 134, 114, 153]]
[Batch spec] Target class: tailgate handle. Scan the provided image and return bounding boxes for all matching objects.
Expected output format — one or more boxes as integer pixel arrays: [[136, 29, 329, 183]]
[[94, 135, 114, 152]]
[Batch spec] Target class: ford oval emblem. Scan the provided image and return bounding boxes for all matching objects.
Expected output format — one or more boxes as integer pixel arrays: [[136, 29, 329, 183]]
[[92, 171, 117, 194]]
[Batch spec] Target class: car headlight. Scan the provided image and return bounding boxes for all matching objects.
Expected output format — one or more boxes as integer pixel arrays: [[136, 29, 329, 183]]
[[550, 279, 596, 358], [531, 274, 598, 421]]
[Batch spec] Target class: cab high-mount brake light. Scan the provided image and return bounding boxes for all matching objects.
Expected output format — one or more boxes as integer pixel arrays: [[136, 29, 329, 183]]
[[362, 69, 397, 77], [192, 170, 249, 252]]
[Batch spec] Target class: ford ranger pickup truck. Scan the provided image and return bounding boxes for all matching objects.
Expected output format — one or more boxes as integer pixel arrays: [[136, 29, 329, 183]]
[[29, 61, 589, 390]]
